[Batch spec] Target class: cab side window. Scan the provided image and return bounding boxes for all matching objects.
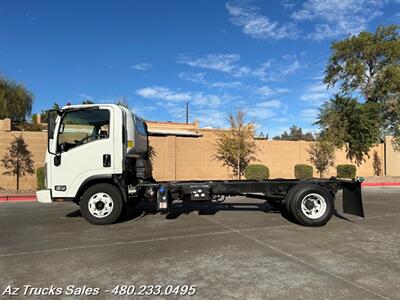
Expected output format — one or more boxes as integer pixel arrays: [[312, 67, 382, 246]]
[[57, 109, 110, 152], [135, 117, 147, 136]]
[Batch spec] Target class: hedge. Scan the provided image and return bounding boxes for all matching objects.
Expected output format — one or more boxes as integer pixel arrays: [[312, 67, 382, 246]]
[[337, 164, 356, 178], [244, 164, 270, 180], [36, 166, 45, 190], [295, 164, 313, 179]]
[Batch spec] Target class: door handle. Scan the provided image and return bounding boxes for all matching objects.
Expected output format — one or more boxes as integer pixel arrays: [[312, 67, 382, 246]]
[[103, 154, 111, 167], [54, 154, 61, 167]]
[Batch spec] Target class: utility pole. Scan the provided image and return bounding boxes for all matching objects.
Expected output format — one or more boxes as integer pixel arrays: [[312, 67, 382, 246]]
[[185, 101, 189, 124]]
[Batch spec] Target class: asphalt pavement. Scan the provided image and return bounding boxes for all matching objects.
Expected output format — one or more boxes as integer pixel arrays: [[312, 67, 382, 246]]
[[0, 187, 399, 299]]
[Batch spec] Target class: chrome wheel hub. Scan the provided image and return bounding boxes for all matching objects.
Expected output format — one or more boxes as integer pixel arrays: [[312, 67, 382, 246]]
[[88, 192, 114, 218], [301, 193, 327, 219]]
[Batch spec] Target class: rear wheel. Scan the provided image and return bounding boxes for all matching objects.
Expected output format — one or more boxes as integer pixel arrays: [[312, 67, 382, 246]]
[[286, 184, 333, 227], [80, 183, 124, 225]]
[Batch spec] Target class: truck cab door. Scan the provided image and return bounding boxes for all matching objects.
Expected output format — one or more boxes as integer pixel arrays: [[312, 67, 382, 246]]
[[49, 106, 115, 198]]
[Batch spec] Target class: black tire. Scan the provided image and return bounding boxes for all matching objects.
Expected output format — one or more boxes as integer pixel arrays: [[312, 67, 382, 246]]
[[286, 184, 334, 227], [80, 183, 124, 225]]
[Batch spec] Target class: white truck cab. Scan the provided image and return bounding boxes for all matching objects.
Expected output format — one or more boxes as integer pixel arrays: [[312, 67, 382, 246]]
[[37, 104, 150, 224]]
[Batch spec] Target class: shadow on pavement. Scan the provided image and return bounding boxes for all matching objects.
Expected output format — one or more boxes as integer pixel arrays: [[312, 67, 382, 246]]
[[65, 199, 299, 224]]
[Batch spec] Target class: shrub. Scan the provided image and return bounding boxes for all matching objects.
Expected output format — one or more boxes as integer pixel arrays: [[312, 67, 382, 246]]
[[36, 166, 45, 190], [372, 151, 382, 176], [337, 164, 356, 178], [244, 164, 269, 180], [295, 164, 313, 179]]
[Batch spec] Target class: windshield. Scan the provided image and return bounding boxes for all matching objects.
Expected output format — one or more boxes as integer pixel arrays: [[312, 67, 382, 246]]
[[57, 109, 110, 152]]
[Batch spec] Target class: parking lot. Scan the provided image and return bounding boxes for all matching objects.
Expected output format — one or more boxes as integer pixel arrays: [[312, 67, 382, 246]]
[[0, 187, 399, 299]]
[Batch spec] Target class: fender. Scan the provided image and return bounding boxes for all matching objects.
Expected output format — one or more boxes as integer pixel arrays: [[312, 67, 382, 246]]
[[74, 175, 114, 203]]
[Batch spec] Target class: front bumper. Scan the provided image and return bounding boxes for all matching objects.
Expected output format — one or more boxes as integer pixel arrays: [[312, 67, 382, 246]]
[[36, 189, 52, 203]]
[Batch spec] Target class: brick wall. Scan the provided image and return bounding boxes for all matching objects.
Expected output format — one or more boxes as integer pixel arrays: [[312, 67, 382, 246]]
[[0, 131, 47, 190], [0, 125, 393, 190]]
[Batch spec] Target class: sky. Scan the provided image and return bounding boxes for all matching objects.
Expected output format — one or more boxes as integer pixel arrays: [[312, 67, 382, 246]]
[[1, 0, 399, 137]]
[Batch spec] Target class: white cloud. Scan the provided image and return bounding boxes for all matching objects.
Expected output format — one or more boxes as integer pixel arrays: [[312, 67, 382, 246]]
[[253, 57, 302, 81], [291, 0, 385, 40], [131, 63, 152, 71], [246, 107, 277, 120], [226, 0, 387, 41], [178, 72, 242, 89], [280, 59, 300, 76], [192, 109, 229, 128], [252, 61, 271, 81], [281, 0, 295, 10], [136, 86, 190, 102], [212, 81, 242, 88], [255, 100, 281, 109], [191, 93, 222, 107], [300, 108, 319, 121], [255, 85, 288, 97], [178, 72, 206, 84], [130, 105, 157, 120], [244, 99, 282, 121], [136, 86, 223, 108], [255, 85, 274, 97], [78, 93, 94, 101], [299, 83, 331, 105], [226, 0, 299, 39], [177, 53, 249, 76], [270, 117, 289, 123], [178, 53, 302, 82]]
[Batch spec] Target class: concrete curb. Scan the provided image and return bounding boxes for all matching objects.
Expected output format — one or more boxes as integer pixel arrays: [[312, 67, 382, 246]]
[[0, 195, 37, 202], [362, 182, 400, 187]]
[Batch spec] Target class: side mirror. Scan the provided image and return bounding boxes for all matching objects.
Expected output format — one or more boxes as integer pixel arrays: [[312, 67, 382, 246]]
[[47, 110, 58, 155], [48, 112, 55, 140]]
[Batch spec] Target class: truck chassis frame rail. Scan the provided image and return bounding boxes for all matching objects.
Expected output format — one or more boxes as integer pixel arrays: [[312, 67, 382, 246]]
[[131, 178, 364, 227]]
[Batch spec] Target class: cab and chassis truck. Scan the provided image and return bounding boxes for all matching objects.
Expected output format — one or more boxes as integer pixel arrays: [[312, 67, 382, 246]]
[[36, 104, 364, 226]]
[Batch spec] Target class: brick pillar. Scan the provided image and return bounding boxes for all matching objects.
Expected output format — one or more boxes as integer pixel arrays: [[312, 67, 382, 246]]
[[385, 136, 400, 176], [166, 135, 177, 181]]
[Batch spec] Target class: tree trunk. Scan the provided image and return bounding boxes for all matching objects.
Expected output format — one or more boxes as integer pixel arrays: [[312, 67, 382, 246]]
[[237, 154, 241, 180], [16, 157, 20, 190]]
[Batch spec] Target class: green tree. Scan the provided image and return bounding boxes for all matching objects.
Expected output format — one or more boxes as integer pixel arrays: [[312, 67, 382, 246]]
[[272, 125, 315, 141], [0, 76, 33, 122], [307, 138, 335, 178], [38, 103, 60, 123], [256, 131, 268, 140], [316, 94, 380, 165], [1, 136, 35, 190], [214, 110, 258, 179], [322, 25, 400, 157]]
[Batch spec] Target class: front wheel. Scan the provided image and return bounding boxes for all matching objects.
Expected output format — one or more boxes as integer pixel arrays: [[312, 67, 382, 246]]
[[80, 183, 124, 225], [286, 184, 334, 227]]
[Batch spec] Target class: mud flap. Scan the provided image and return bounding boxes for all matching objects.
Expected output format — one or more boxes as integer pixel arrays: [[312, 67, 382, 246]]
[[342, 181, 364, 218]]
